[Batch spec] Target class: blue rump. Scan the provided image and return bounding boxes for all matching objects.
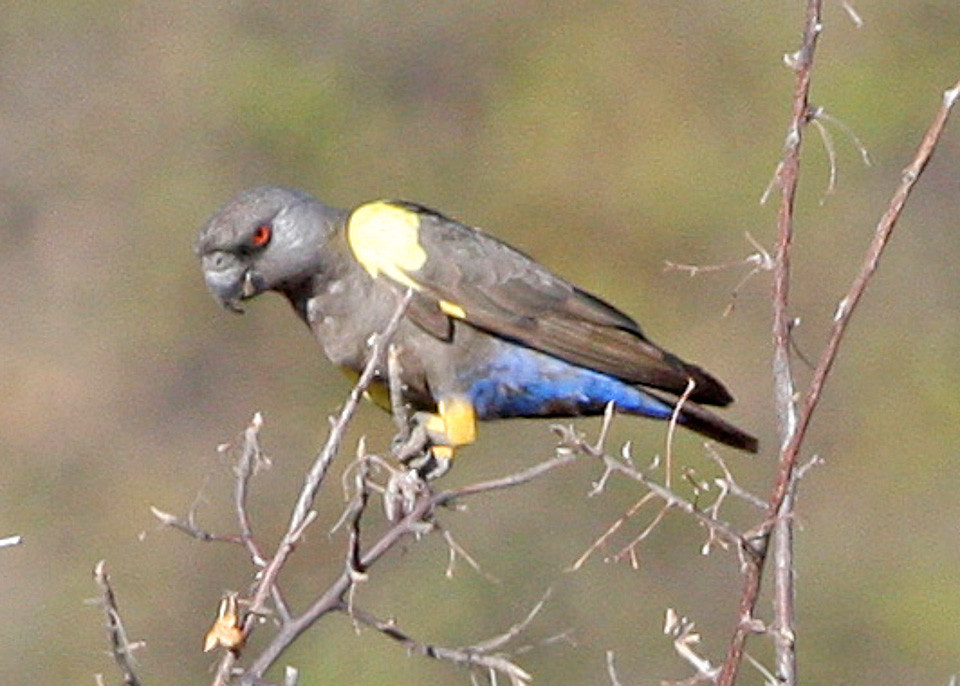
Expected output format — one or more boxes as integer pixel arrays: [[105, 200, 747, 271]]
[[461, 344, 674, 421]]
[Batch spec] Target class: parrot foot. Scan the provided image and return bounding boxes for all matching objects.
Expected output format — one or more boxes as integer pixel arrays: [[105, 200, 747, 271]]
[[403, 448, 452, 481], [391, 422, 452, 480]]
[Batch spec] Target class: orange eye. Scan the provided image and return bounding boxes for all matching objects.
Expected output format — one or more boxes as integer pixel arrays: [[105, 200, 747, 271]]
[[251, 224, 272, 247]]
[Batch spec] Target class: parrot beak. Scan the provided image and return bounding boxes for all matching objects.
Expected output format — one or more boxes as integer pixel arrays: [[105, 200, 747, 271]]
[[241, 271, 258, 299], [201, 251, 249, 314], [216, 272, 259, 313]]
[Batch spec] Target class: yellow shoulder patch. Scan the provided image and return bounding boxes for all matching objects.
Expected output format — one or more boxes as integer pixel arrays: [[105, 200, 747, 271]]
[[347, 202, 427, 291]]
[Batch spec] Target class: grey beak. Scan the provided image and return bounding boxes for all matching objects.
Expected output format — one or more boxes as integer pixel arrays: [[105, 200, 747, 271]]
[[202, 251, 248, 313]]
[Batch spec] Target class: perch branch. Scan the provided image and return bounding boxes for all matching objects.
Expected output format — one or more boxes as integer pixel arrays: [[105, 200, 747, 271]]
[[93, 560, 143, 686], [241, 450, 576, 682]]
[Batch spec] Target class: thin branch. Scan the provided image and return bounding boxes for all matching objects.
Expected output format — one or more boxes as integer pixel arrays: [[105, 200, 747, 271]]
[[568, 491, 657, 571], [240, 449, 577, 682], [809, 114, 839, 200], [150, 415, 276, 557], [441, 528, 500, 583], [816, 108, 872, 167], [344, 445, 372, 579], [388, 343, 411, 435], [841, 2, 864, 28], [663, 234, 774, 318], [93, 560, 144, 686], [149, 505, 239, 544], [287, 289, 414, 535], [0, 534, 22, 548], [234, 412, 269, 566], [250, 290, 412, 608], [470, 588, 553, 654], [441, 451, 579, 502], [612, 502, 669, 568], [704, 448, 766, 510], [783, 73, 960, 494], [605, 651, 624, 686], [343, 599, 544, 686], [665, 379, 696, 489], [228, 414, 294, 623], [664, 608, 718, 681], [770, 3, 822, 452], [556, 425, 752, 557]]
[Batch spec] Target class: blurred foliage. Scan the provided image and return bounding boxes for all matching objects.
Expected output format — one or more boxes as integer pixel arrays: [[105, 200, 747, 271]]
[[1, 2, 958, 684]]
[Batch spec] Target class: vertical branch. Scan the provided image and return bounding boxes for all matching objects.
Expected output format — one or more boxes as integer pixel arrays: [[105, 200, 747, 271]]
[[93, 560, 143, 686], [771, 71, 960, 679], [719, 2, 960, 677], [771, 1, 823, 449], [719, 4, 824, 686], [766, 69, 960, 686]]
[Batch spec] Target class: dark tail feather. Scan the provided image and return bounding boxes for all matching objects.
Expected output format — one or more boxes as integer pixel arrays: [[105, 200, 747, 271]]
[[679, 401, 758, 453], [647, 390, 759, 453]]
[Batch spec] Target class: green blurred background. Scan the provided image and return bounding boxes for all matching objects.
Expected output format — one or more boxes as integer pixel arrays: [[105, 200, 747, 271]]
[[2, 2, 959, 684]]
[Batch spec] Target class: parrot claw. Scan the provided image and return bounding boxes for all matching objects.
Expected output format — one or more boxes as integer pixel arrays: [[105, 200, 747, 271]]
[[403, 448, 452, 481], [391, 414, 454, 480]]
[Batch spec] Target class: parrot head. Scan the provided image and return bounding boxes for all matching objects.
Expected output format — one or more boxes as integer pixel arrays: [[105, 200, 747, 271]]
[[194, 186, 340, 312]]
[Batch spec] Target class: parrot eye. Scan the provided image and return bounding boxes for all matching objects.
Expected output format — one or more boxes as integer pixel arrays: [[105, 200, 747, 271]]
[[250, 224, 272, 248]]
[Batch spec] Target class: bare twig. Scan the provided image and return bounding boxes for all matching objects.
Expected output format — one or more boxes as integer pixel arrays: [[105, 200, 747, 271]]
[[344, 596, 550, 686], [605, 651, 624, 686], [0, 534, 23, 548], [251, 289, 412, 603], [568, 490, 656, 571], [744, 651, 779, 685], [149, 505, 238, 544], [239, 449, 577, 683], [556, 425, 752, 559], [704, 448, 766, 510], [664, 233, 774, 317], [93, 560, 144, 686], [470, 588, 553, 654], [719, 3, 824, 684], [234, 412, 269, 566], [664, 608, 718, 681], [809, 113, 839, 200], [768, 70, 959, 684], [665, 378, 696, 488], [442, 528, 500, 582], [807, 105, 874, 204], [232, 415, 293, 623], [784, 74, 960, 492], [816, 108, 873, 167], [344, 445, 372, 580], [203, 292, 415, 684], [150, 414, 275, 559], [387, 343, 410, 435], [841, 1, 864, 28]]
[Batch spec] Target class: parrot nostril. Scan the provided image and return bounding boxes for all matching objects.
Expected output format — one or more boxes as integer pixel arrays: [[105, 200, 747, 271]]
[[204, 251, 233, 272]]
